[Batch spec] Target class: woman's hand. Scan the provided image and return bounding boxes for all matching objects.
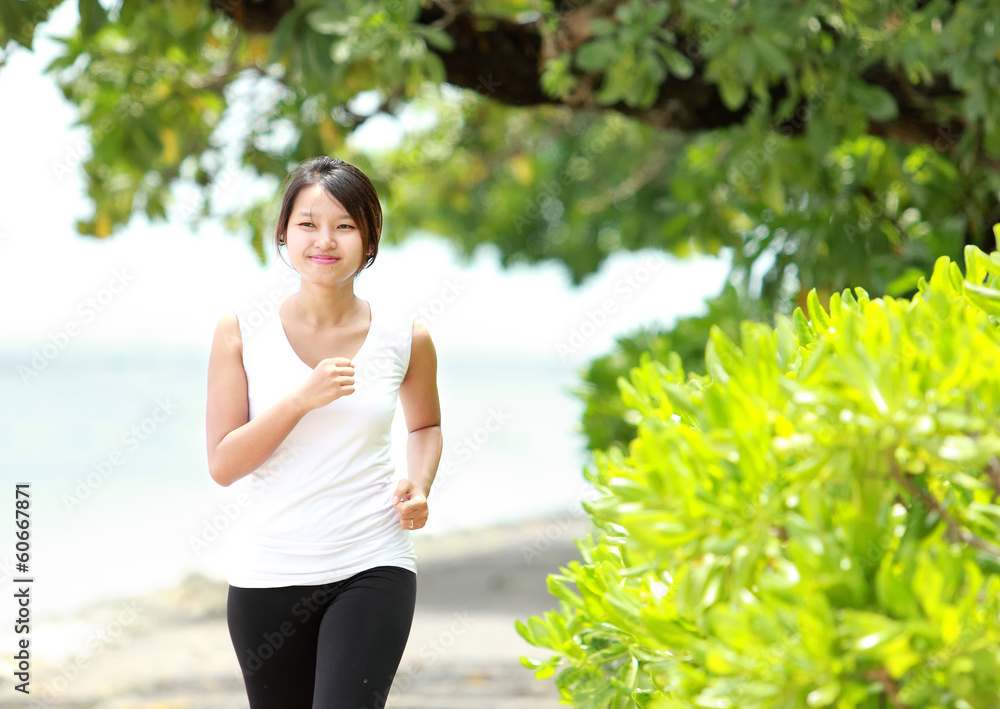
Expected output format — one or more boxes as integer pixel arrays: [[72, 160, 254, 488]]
[[392, 478, 428, 531], [290, 357, 355, 413]]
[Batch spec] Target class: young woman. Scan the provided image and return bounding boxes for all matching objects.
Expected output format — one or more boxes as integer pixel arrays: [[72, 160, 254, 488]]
[[205, 156, 442, 709]]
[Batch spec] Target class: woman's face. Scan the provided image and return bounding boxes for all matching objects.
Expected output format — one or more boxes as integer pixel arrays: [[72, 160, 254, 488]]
[[283, 183, 366, 283]]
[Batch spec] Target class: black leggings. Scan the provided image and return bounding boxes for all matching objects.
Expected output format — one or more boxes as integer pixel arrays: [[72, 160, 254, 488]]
[[227, 566, 417, 709]]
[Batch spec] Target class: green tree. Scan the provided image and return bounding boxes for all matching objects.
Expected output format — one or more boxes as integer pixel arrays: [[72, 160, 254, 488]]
[[5, 1, 998, 278], [518, 242, 1000, 707]]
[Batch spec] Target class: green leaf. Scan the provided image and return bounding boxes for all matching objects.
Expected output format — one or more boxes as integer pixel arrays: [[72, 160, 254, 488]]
[[307, 7, 352, 35], [78, 0, 107, 38], [590, 18, 617, 36], [413, 24, 454, 52], [848, 81, 899, 121], [656, 45, 694, 79], [576, 38, 619, 73], [718, 77, 748, 110], [963, 280, 1000, 317], [806, 680, 841, 707], [751, 34, 794, 76]]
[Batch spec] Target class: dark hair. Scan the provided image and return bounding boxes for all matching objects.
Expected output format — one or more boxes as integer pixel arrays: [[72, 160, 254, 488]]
[[274, 156, 382, 276]]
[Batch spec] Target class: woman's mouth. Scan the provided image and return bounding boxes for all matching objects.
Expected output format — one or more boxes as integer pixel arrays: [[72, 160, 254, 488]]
[[309, 255, 340, 264]]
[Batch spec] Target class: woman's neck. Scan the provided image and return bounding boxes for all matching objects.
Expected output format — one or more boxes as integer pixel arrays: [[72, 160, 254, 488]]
[[291, 279, 362, 327]]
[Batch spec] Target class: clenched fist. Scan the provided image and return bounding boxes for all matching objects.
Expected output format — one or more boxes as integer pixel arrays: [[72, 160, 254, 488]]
[[292, 357, 355, 412]]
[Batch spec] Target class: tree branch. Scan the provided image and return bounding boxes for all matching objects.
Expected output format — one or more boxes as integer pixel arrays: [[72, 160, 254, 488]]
[[889, 460, 1000, 560], [416, 5, 550, 107], [987, 456, 1000, 504], [210, 1, 983, 163], [864, 668, 910, 709], [577, 146, 672, 214], [210, 0, 295, 34]]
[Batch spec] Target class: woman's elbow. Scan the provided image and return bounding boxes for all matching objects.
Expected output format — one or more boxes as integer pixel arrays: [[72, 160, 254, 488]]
[[211, 472, 235, 488], [208, 467, 233, 487], [207, 454, 237, 487]]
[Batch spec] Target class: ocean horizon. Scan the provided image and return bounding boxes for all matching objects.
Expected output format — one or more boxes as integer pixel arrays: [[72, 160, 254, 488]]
[[0, 343, 596, 622]]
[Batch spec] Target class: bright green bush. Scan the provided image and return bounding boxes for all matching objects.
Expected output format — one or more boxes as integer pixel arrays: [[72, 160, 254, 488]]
[[519, 243, 1000, 708]]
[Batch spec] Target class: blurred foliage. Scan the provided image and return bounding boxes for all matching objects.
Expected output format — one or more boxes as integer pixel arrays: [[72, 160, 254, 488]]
[[0, 0, 63, 60], [2, 0, 996, 275], [519, 241, 1000, 707]]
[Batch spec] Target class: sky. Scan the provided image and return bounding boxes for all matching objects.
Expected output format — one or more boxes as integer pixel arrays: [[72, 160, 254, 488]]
[[0, 2, 729, 364]]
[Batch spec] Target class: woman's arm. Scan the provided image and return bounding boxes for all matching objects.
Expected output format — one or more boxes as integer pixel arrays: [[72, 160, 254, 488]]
[[392, 321, 442, 529], [206, 312, 306, 487]]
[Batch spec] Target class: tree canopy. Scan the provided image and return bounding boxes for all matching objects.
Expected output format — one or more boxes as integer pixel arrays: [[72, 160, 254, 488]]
[[4, 0, 999, 296]]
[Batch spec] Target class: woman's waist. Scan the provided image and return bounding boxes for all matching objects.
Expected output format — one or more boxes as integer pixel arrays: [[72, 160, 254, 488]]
[[242, 494, 401, 542], [227, 520, 416, 587], [237, 512, 414, 562]]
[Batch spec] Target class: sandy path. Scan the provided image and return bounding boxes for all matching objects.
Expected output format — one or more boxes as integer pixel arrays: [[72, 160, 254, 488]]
[[2, 517, 590, 708]]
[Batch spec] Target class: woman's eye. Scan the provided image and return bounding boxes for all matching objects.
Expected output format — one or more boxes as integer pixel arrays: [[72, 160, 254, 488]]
[[299, 222, 313, 227]]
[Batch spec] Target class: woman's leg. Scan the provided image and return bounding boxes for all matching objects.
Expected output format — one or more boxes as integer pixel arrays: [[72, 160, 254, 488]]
[[311, 566, 417, 709], [227, 583, 335, 709]]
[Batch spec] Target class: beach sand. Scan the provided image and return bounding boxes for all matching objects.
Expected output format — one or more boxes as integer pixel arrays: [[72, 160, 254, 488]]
[[3, 515, 591, 708]]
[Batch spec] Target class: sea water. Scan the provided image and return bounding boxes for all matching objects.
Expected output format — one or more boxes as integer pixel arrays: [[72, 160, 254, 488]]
[[0, 345, 593, 620]]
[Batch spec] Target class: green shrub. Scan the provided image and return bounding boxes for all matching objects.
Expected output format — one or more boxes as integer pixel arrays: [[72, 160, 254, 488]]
[[518, 244, 1000, 708]]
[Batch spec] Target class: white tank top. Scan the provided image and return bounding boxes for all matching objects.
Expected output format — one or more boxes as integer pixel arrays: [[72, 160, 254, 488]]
[[225, 294, 418, 587]]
